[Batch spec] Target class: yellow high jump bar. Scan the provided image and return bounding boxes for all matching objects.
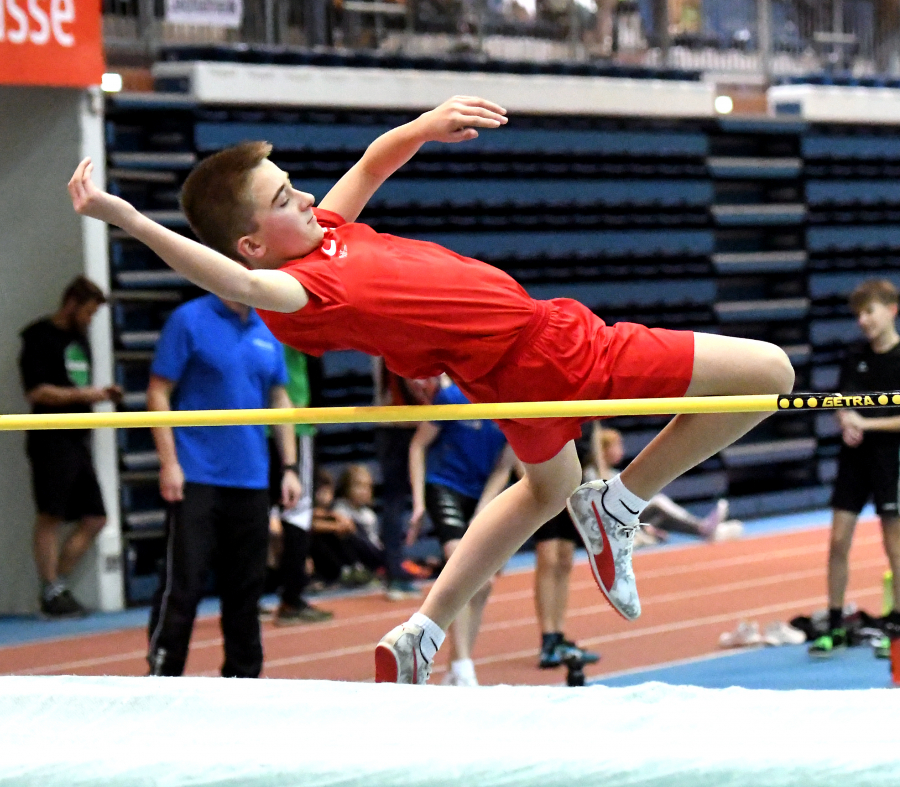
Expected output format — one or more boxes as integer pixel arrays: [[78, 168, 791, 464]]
[[0, 391, 897, 431]]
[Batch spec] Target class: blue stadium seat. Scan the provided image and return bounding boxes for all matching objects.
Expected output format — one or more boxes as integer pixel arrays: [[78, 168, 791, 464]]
[[196, 122, 709, 157], [808, 271, 900, 299], [808, 225, 900, 252], [803, 135, 900, 160], [406, 229, 715, 259], [809, 318, 859, 346], [806, 180, 900, 205], [525, 278, 715, 308], [323, 178, 715, 209]]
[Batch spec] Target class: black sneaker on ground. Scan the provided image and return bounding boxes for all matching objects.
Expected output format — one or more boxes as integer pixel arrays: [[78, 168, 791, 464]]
[[40, 589, 88, 619], [808, 627, 847, 658], [559, 639, 601, 665], [538, 636, 600, 668], [273, 601, 333, 626], [539, 634, 565, 668]]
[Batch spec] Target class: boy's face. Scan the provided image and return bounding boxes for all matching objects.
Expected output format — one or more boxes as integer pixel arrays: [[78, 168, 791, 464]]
[[239, 159, 324, 267], [348, 471, 374, 507], [855, 299, 898, 343], [315, 485, 334, 508], [603, 434, 625, 468]]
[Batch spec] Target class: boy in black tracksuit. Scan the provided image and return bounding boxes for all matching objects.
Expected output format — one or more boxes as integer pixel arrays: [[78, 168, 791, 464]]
[[812, 279, 900, 657]]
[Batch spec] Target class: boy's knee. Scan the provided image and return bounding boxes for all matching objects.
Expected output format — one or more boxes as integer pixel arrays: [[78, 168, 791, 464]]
[[474, 578, 494, 602], [82, 516, 106, 538], [829, 534, 853, 561], [763, 346, 795, 395]]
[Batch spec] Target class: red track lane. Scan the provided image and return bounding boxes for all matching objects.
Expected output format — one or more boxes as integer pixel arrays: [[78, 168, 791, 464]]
[[0, 520, 890, 684]]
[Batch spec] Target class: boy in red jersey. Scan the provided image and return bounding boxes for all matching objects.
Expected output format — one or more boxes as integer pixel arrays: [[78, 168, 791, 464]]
[[69, 96, 794, 684]]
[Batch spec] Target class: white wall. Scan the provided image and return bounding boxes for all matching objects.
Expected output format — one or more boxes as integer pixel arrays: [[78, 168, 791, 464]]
[[0, 86, 122, 614]]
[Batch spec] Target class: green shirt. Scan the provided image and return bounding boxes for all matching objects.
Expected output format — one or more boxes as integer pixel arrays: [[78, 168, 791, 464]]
[[284, 346, 315, 437]]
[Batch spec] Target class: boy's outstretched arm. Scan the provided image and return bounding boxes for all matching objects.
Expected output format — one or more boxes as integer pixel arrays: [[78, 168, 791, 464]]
[[319, 96, 507, 223], [68, 159, 308, 313]]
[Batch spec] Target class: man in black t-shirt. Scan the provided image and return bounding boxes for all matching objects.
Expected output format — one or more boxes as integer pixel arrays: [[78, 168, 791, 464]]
[[811, 279, 900, 657], [18, 276, 122, 618]]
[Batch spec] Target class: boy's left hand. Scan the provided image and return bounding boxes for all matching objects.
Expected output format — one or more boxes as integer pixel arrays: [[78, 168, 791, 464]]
[[68, 157, 137, 226], [281, 470, 302, 510], [417, 96, 508, 143]]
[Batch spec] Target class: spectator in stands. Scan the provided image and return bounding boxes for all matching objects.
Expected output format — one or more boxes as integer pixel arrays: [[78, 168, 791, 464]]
[[407, 377, 515, 686], [810, 279, 900, 657], [18, 275, 121, 618], [146, 294, 301, 677], [266, 346, 333, 625], [594, 426, 742, 545], [374, 361, 440, 600], [307, 466, 381, 586], [533, 424, 601, 670], [310, 468, 354, 558], [332, 464, 386, 581]]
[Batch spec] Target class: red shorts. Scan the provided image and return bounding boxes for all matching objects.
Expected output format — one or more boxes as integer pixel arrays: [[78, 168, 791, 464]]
[[456, 299, 695, 464]]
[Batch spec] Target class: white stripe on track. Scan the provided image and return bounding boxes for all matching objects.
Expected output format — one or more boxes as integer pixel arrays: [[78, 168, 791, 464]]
[[6, 534, 886, 676], [469, 584, 884, 669]]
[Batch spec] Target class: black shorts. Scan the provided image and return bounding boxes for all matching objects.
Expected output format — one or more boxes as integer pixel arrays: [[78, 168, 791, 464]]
[[831, 438, 900, 517], [425, 483, 478, 545], [533, 508, 580, 543], [26, 433, 106, 520]]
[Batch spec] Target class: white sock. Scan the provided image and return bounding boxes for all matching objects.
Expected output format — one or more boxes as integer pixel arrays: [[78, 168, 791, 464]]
[[409, 612, 445, 661], [451, 658, 476, 682], [603, 474, 649, 525]]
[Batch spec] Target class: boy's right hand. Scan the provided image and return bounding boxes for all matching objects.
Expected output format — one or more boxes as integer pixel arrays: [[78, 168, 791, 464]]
[[159, 461, 185, 503], [68, 158, 136, 226], [416, 96, 508, 144], [406, 504, 425, 545]]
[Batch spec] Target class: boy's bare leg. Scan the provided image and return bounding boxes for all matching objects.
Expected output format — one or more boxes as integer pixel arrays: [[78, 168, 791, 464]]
[[621, 334, 795, 499], [33, 514, 63, 584], [420, 443, 581, 630], [880, 516, 900, 611], [442, 539, 493, 665], [534, 539, 574, 634], [827, 510, 858, 610], [418, 335, 793, 631], [57, 516, 106, 577]]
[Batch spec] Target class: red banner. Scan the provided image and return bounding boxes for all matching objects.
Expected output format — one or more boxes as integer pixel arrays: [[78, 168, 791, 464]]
[[0, 0, 104, 87]]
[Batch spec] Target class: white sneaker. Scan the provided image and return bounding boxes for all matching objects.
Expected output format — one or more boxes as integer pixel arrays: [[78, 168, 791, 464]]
[[764, 621, 806, 646], [452, 670, 478, 687], [566, 479, 642, 621], [375, 623, 434, 684], [699, 499, 729, 538], [440, 671, 457, 686], [712, 520, 744, 542], [718, 620, 762, 648]]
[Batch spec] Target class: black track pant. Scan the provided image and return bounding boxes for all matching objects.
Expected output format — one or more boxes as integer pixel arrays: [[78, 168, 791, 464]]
[[148, 483, 269, 678], [375, 427, 414, 580], [279, 523, 310, 608]]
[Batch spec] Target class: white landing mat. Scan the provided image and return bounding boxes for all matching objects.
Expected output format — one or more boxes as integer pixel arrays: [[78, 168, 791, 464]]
[[0, 676, 897, 786]]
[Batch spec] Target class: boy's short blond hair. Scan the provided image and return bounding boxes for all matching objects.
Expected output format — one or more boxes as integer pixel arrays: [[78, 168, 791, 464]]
[[180, 141, 273, 259], [849, 279, 899, 314]]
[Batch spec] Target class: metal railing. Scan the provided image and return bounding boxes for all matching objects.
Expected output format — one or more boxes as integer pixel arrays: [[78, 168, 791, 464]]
[[103, 0, 900, 80]]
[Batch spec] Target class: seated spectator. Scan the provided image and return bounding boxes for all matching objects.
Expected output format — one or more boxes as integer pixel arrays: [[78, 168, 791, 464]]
[[334, 464, 382, 548], [310, 467, 384, 586], [264, 438, 332, 625], [594, 426, 743, 546]]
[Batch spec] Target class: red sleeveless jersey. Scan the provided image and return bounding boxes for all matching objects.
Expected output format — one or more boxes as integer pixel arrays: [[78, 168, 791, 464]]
[[257, 209, 536, 382]]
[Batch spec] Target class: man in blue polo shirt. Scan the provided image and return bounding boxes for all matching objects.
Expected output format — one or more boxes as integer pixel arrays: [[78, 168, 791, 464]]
[[146, 294, 301, 678]]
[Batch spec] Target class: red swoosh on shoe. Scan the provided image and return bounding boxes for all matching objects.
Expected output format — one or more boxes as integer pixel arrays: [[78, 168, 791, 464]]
[[375, 643, 398, 683], [591, 501, 618, 590]]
